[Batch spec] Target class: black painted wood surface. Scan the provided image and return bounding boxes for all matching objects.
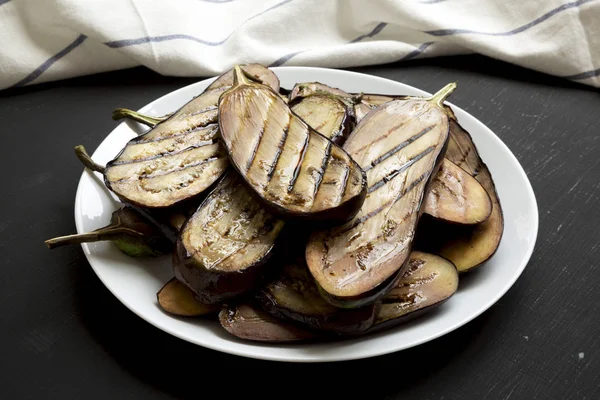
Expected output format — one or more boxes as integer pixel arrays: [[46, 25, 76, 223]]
[[1, 56, 598, 399]]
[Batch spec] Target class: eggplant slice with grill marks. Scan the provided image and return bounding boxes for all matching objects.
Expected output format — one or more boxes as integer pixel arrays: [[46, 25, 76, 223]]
[[290, 94, 354, 146], [257, 259, 378, 334], [306, 83, 456, 308], [424, 159, 492, 224], [104, 64, 279, 209], [218, 66, 367, 223], [174, 171, 285, 304], [417, 116, 504, 272], [374, 251, 458, 331], [356, 93, 494, 225], [219, 303, 316, 343], [288, 82, 355, 103], [157, 278, 219, 317]]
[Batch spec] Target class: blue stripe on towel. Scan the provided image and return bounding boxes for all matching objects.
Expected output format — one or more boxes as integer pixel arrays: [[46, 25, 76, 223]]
[[563, 68, 600, 80], [270, 22, 389, 67], [425, 0, 596, 36], [106, 33, 229, 48], [11, 34, 88, 88], [419, 0, 448, 4], [397, 42, 435, 62], [105, 0, 292, 48]]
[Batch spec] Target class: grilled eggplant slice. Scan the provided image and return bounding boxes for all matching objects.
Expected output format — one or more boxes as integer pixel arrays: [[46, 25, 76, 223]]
[[218, 66, 366, 223], [103, 64, 279, 209], [45, 207, 172, 257], [289, 82, 355, 102], [419, 117, 504, 272], [306, 83, 456, 308], [219, 303, 316, 343], [290, 94, 353, 145], [157, 278, 219, 316], [424, 159, 492, 224], [174, 171, 285, 304], [356, 94, 494, 225], [257, 259, 378, 334], [374, 251, 458, 331]]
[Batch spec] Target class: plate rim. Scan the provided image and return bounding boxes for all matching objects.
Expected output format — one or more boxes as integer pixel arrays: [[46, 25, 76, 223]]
[[74, 66, 539, 362]]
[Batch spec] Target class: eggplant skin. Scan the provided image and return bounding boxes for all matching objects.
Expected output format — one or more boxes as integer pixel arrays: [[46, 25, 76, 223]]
[[288, 82, 354, 102], [306, 90, 452, 309], [103, 64, 280, 209], [372, 251, 459, 332], [173, 172, 285, 304], [156, 278, 219, 317], [256, 259, 378, 334], [219, 303, 316, 343], [417, 116, 504, 272], [218, 72, 367, 225]]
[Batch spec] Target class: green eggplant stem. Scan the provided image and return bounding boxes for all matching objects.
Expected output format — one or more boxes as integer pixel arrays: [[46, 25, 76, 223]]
[[45, 226, 142, 249], [74, 145, 105, 173], [112, 108, 167, 127], [427, 83, 457, 108], [232, 65, 252, 87]]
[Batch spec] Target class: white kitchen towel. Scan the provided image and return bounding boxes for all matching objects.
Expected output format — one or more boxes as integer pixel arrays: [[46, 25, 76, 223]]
[[1, 0, 598, 90]]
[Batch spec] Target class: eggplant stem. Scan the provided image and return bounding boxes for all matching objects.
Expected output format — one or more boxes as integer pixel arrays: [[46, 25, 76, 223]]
[[74, 145, 105, 173], [232, 65, 252, 87], [427, 83, 457, 108], [112, 108, 167, 127], [45, 225, 143, 249]]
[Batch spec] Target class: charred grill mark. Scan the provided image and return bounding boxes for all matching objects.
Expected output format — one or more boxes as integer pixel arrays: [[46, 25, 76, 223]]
[[134, 121, 218, 144], [337, 171, 428, 235], [111, 139, 219, 166], [365, 126, 434, 172], [352, 119, 410, 155], [266, 118, 291, 182], [287, 129, 310, 193], [367, 146, 434, 194], [109, 156, 223, 183], [313, 142, 331, 199], [245, 101, 271, 172], [338, 160, 351, 200]]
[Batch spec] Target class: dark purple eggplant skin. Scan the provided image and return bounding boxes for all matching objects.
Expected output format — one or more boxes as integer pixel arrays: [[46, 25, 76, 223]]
[[172, 172, 283, 305], [173, 242, 268, 305], [219, 303, 316, 343], [217, 70, 368, 227], [255, 259, 378, 334]]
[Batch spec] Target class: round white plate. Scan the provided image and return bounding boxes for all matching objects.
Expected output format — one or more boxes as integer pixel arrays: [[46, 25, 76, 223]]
[[75, 67, 538, 362]]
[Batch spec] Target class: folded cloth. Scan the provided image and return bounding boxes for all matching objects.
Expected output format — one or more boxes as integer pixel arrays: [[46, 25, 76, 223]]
[[0, 0, 598, 90]]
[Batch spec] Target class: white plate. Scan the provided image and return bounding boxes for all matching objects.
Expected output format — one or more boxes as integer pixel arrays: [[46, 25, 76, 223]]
[[75, 67, 538, 362]]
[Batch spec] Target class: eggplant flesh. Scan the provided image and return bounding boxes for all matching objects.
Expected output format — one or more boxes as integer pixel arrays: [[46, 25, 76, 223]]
[[104, 64, 279, 208], [218, 67, 366, 223], [418, 118, 504, 272], [290, 94, 353, 145], [288, 82, 355, 103], [374, 251, 458, 330], [174, 171, 285, 304], [424, 159, 492, 224], [157, 278, 219, 316], [219, 303, 315, 343], [306, 84, 455, 308], [257, 259, 377, 334], [357, 93, 494, 225]]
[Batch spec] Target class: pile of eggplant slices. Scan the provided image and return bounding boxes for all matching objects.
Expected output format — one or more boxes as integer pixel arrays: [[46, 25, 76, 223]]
[[46, 64, 503, 343]]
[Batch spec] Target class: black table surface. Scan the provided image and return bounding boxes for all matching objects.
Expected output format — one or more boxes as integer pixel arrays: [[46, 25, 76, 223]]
[[2, 56, 599, 399]]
